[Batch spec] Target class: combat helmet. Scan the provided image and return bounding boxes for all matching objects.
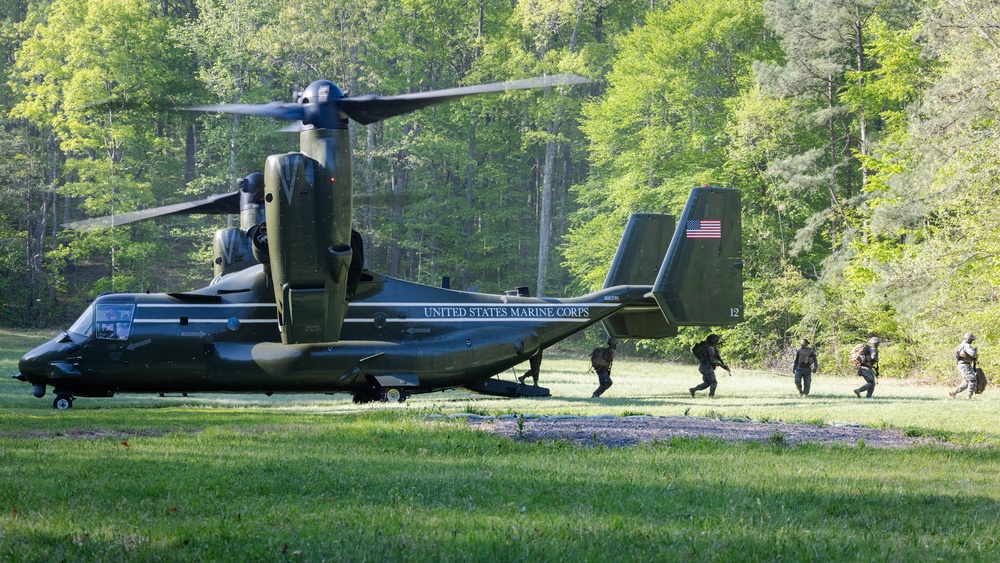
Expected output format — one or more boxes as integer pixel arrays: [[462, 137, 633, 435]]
[[963, 332, 975, 342]]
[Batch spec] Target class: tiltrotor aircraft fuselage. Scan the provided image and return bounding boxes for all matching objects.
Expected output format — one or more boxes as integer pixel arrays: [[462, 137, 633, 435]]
[[13, 75, 744, 408]]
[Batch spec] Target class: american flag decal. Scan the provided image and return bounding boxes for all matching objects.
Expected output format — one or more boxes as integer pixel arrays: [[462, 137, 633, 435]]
[[686, 219, 722, 239]]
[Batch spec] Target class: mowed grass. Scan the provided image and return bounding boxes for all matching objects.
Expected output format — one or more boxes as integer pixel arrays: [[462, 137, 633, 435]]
[[1, 329, 999, 561]]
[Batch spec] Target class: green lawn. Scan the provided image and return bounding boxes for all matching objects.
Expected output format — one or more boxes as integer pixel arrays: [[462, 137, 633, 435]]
[[1, 329, 998, 561]]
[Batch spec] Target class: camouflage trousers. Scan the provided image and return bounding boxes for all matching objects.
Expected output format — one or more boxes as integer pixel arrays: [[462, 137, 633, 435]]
[[692, 368, 718, 397], [953, 363, 977, 398], [794, 366, 812, 395], [519, 366, 539, 386], [592, 368, 613, 397], [855, 367, 876, 398]]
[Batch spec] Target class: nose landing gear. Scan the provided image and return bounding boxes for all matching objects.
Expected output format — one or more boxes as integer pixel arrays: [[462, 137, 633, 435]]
[[53, 394, 74, 410]]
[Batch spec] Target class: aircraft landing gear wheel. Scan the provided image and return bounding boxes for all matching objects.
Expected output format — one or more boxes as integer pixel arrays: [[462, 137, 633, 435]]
[[53, 395, 74, 410], [382, 387, 406, 403]]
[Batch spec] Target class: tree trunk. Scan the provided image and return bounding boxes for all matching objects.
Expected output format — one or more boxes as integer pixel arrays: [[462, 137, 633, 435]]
[[184, 123, 196, 185], [536, 118, 557, 297], [463, 121, 476, 291]]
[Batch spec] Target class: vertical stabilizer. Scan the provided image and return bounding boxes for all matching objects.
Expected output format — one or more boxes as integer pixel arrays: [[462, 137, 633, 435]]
[[651, 187, 743, 326], [600, 213, 677, 338]]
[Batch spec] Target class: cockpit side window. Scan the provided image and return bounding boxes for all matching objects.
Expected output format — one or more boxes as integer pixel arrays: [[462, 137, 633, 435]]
[[68, 305, 95, 338], [95, 304, 135, 340]]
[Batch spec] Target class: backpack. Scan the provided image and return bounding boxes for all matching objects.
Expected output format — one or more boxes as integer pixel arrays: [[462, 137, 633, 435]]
[[975, 367, 989, 394], [691, 340, 709, 361], [590, 347, 609, 370], [849, 343, 869, 368], [795, 348, 814, 367]]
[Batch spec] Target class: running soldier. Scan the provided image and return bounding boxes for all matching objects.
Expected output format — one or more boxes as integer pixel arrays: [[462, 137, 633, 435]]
[[950, 332, 979, 399], [591, 338, 617, 398], [689, 334, 731, 398], [792, 338, 819, 397], [853, 337, 880, 398]]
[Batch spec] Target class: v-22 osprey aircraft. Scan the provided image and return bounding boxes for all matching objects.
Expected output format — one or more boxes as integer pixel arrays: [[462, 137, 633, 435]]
[[13, 74, 744, 408]]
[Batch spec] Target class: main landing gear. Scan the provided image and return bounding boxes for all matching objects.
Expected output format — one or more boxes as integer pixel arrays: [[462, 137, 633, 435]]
[[381, 387, 407, 403]]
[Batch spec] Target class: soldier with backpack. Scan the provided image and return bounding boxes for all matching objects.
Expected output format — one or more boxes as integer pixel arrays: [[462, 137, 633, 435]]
[[792, 338, 819, 397], [689, 333, 731, 398], [852, 337, 880, 398], [950, 332, 979, 399], [590, 338, 618, 398]]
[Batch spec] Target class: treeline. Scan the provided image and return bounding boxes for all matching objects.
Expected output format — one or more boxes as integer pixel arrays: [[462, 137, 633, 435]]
[[1, 0, 998, 379]]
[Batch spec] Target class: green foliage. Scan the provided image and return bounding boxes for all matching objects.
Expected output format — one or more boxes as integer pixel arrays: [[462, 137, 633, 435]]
[[566, 0, 780, 299], [7, 0, 200, 299]]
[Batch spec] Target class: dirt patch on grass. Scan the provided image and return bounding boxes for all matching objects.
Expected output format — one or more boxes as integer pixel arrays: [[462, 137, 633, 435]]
[[462, 415, 948, 448]]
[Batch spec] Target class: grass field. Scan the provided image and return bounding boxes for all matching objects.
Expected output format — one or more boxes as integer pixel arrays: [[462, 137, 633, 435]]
[[1, 329, 998, 561]]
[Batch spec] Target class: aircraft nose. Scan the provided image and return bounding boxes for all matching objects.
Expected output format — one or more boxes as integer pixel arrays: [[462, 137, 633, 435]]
[[17, 333, 75, 379], [17, 347, 53, 398], [19, 351, 42, 377], [18, 345, 48, 377]]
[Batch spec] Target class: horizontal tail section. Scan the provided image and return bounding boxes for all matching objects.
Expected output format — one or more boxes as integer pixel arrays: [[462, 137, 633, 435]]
[[601, 213, 678, 339], [652, 187, 744, 326]]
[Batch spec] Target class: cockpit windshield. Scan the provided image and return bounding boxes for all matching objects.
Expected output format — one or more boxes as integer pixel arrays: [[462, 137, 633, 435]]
[[68, 305, 95, 337], [95, 304, 135, 340]]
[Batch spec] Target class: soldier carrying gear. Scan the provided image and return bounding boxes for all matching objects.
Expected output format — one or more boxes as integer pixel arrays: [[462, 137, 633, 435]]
[[950, 332, 979, 399], [689, 333, 731, 398], [591, 338, 618, 398], [853, 337, 880, 398], [792, 338, 819, 397]]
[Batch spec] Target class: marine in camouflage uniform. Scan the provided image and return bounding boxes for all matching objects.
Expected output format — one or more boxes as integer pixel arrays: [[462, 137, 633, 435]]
[[591, 339, 617, 398], [950, 332, 978, 399], [792, 338, 819, 397], [689, 334, 730, 398], [853, 337, 880, 398], [518, 350, 543, 386]]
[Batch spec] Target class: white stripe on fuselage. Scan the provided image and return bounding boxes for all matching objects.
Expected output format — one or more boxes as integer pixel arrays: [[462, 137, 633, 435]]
[[136, 303, 277, 308], [132, 318, 277, 324], [129, 302, 618, 324]]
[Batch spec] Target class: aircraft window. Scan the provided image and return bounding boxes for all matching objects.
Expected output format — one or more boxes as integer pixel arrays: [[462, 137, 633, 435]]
[[95, 304, 135, 340], [68, 305, 95, 338]]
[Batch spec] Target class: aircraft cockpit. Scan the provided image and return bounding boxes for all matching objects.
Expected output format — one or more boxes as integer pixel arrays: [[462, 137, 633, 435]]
[[67, 303, 135, 340], [67, 304, 95, 338], [94, 304, 135, 340]]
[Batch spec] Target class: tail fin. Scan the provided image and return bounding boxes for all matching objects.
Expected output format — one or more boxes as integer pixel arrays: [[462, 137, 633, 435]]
[[651, 186, 744, 326], [601, 213, 678, 338]]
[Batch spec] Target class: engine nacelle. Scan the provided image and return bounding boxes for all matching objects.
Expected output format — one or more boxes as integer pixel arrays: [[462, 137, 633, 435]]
[[264, 129, 352, 344], [212, 227, 253, 278]]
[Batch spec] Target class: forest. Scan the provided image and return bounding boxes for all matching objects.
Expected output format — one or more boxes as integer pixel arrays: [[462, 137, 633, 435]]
[[1, 0, 998, 378]]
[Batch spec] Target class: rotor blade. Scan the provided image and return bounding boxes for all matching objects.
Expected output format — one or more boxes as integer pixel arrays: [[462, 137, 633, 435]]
[[184, 101, 306, 121], [339, 74, 591, 125], [63, 192, 240, 232]]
